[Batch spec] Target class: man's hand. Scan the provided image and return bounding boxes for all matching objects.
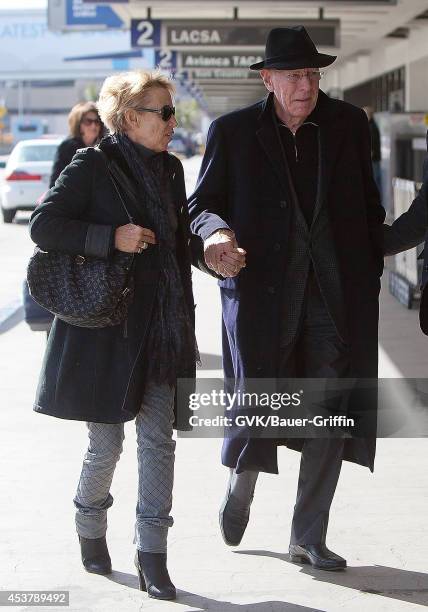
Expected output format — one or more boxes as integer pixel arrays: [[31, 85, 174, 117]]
[[114, 224, 156, 253], [203, 229, 246, 277]]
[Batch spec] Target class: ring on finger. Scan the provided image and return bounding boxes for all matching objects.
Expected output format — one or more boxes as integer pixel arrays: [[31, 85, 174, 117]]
[[140, 241, 148, 250]]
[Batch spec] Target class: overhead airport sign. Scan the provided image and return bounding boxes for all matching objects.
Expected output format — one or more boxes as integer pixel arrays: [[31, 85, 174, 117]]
[[130, 19, 161, 47], [181, 68, 260, 80], [131, 19, 340, 49], [154, 49, 178, 71], [49, 0, 125, 30], [180, 52, 263, 69], [166, 20, 339, 48]]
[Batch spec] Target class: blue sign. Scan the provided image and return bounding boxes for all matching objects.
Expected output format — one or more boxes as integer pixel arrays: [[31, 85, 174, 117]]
[[12, 118, 44, 142], [154, 49, 177, 71], [66, 0, 124, 28], [131, 19, 161, 48]]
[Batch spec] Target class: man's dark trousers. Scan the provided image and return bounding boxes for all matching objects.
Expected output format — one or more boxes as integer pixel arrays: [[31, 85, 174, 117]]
[[279, 271, 348, 545]]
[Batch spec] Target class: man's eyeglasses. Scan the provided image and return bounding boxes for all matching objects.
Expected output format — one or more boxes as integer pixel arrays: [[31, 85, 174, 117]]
[[135, 105, 176, 122], [81, 117, 102, 126], [280, 71, 324, 83]]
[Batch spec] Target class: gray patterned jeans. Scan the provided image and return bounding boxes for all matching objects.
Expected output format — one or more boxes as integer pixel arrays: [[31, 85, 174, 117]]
[[73, 383, 175, 553]]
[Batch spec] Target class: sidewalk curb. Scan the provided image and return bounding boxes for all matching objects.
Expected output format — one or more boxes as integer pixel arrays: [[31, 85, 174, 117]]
[[0, 299, 24, 334]]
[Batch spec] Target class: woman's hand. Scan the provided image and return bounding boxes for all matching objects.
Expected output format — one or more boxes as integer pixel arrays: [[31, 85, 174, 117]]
[[114, 224, 156, 253]]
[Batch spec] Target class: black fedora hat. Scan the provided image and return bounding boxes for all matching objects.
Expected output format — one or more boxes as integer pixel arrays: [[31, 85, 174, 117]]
[[250, 26, 336, 70]]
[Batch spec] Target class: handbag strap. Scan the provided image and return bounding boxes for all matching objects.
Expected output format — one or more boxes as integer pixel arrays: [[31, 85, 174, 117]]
[[95, 146, 135, 224]]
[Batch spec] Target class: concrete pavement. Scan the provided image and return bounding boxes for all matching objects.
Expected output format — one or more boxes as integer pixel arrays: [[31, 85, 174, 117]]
[[0, 157, 427, 611]]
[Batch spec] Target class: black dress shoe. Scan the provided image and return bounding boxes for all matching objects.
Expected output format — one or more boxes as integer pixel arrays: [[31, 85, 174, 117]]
[[219, 483, 252, 547], [135, 551, 176, 600], [289, 543, 346, 571], [78, 535, 112, 575]]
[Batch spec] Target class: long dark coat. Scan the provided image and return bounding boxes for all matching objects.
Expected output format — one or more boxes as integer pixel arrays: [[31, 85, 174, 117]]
[[30, 138, 200, 428], [189, 91, 385, 473]]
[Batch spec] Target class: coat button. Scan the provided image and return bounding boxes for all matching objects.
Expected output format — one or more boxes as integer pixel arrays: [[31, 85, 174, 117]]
[[267, 286, 276, 294], [279, 200, 287, 209], [273, 242, 281, 252]]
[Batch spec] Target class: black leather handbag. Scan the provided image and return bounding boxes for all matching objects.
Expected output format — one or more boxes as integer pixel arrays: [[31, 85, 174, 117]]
[[27, 149, 135, 329]]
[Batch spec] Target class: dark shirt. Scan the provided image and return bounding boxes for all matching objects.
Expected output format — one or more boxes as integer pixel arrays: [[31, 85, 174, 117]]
[[276, 112, 319, 227], [132, 140, 158, 160]]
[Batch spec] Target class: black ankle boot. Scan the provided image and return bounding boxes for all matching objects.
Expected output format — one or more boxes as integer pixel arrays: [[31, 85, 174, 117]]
[[134, 551, 176, 600], [79, 535, 112, 575]]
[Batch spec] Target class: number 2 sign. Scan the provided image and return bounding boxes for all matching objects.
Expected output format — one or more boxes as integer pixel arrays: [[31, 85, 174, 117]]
[[155, 50, 177, 70], [131, 19, 161, 48]]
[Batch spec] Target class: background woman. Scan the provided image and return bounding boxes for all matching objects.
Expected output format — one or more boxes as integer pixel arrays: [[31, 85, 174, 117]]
[[49, 100, 103, 187], [29, 70, 198, 601]]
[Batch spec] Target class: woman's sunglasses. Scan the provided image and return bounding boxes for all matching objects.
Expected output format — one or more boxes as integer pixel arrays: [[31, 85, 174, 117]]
[[136, 105, 176, 122], [81, 117, 102, 126]]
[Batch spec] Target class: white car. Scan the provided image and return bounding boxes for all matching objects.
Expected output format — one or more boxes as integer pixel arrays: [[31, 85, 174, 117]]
[[1, 138, 61, 223]]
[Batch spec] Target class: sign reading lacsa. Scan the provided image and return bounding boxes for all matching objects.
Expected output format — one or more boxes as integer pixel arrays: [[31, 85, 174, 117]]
[[165, 20, 339, 47], [130, 19, 340, 49]]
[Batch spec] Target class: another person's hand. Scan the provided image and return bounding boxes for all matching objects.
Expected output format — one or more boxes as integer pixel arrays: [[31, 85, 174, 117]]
[[114, 224, 156, 254], [204, 229, 246, 277], [220, 247, 246, 277]]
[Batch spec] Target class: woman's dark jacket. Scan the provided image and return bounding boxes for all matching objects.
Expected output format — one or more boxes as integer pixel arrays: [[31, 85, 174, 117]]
[[30, 137, 200, 428], [49, 137, 85, 188]]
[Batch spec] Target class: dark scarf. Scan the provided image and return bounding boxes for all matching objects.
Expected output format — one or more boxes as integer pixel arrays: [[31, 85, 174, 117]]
[[113, 132, 197, 385]]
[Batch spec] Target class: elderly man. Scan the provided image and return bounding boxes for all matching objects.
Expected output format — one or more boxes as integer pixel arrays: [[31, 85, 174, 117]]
[[189, 26, 384, 570]]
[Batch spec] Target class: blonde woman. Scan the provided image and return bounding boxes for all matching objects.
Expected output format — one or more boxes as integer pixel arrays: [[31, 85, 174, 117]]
[[30, 71, 199, 600]]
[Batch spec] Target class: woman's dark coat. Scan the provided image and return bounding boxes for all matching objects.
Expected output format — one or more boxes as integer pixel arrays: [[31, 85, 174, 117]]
[[189, 91, 385, 472], [49, 137, 85, 187], [30, 138, 199, 428]]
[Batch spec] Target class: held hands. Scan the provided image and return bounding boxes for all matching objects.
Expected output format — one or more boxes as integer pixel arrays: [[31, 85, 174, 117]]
[[203, 229, 246, 278], [114, 224, 156, 254]]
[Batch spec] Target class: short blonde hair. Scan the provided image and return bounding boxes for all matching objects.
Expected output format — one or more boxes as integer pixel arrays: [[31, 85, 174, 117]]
[[68, 101, 101, 138], [97, 70, 175, 133]]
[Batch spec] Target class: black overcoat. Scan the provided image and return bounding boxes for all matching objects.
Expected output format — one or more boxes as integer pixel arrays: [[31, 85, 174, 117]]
[[30, 138, 199, 427], [189, 91, 385, 472]]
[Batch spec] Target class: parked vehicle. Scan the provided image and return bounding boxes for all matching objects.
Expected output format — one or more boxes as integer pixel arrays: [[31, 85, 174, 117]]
[[1, 137, 61, 223], [169, 129, 196, 158], [0, 155, 8, 182]]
